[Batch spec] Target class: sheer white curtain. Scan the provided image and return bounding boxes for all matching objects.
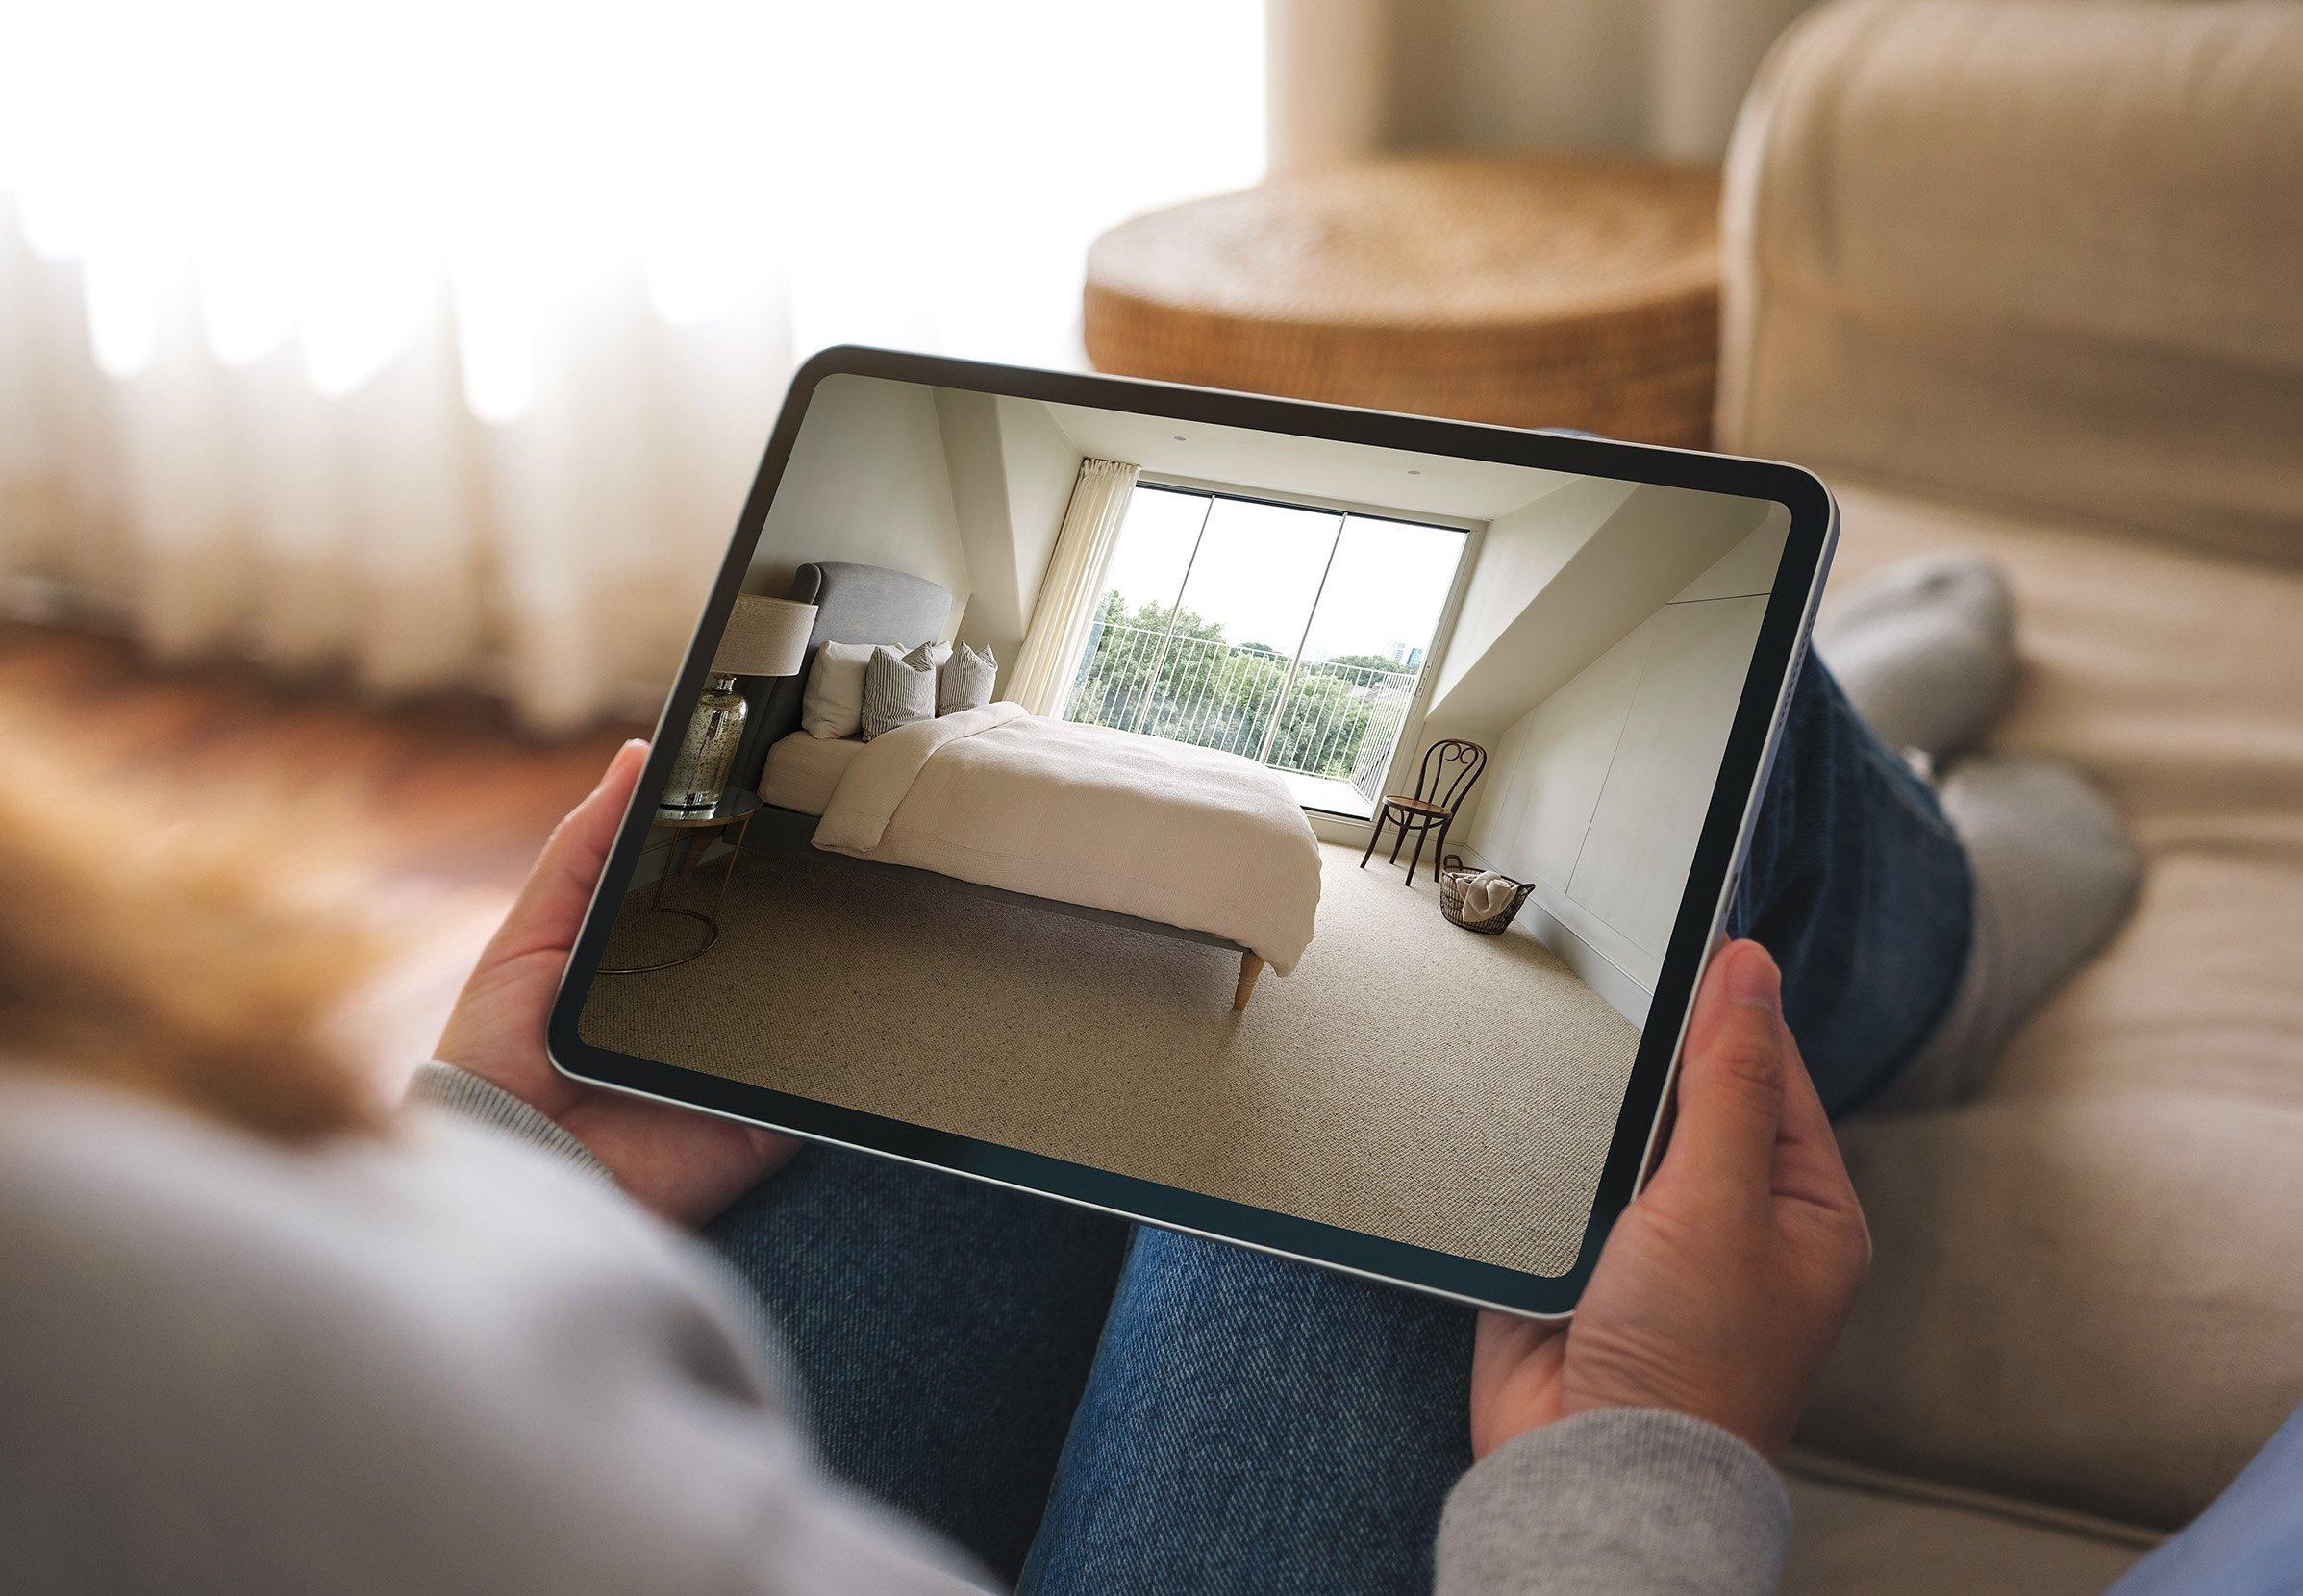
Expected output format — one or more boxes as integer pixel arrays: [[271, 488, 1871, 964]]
[[0, 2, 1264, 731], [1007, 459, 1139, 716]]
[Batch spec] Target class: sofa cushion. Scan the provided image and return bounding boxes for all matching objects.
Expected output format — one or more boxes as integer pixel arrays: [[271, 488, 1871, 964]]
[[1810, 1095, 2303, 1529], [1791, 478, 2303, 1527], [1820, 482, 2303, 1109], [1782, 1467, 2147, 1594]]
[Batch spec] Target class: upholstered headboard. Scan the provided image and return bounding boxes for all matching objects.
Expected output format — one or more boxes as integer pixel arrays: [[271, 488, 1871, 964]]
[[731, 561, 954, 792]]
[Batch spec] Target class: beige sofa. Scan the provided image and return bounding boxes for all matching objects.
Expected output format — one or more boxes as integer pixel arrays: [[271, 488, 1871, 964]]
[[1713, 2, 2303, 1588]]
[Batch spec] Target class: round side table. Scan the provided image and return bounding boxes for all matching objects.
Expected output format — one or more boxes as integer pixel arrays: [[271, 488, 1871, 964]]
[[1084, 154, 1722, 447], [598, 789, 761, 975]]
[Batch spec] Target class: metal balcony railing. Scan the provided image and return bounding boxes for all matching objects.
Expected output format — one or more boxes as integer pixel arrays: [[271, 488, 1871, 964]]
[[1062, 620, 1419, 789]]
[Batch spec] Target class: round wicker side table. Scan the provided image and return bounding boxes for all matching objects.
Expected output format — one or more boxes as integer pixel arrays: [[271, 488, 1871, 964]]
[[1084, 155, 1722, 448]]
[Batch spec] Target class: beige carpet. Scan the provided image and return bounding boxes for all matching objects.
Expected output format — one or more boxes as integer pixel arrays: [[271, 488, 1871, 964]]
[[581, 839, 1638, 1275]]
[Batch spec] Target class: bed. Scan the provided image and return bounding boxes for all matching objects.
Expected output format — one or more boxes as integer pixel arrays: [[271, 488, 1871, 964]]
[[738, 561, 1321, 1008], [759, 728, 864, 816]]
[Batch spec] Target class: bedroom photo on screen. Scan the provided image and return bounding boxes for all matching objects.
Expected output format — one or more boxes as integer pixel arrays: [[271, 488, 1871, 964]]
[[577, 373, 1792, 1277]]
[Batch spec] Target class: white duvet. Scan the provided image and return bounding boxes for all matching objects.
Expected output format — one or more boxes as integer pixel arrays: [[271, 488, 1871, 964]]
[[813, 703, 1321, 974]]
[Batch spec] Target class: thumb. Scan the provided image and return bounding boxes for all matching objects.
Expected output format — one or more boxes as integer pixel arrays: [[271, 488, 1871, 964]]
[[1652, 940, 1788, 1210], [485, 739, 649, 964]]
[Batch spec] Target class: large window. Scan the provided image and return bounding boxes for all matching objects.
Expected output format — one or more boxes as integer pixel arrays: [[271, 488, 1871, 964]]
[[1061, 484, 1467, 818]]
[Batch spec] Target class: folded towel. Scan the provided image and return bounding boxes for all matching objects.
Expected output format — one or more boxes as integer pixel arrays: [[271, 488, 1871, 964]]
[[1461, 870, 1520, 922]]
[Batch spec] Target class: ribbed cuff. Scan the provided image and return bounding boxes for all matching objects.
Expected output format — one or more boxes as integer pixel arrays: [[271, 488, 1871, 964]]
[[405, 1062, 615, 1187], [1437, 1409, 1790, 1596]]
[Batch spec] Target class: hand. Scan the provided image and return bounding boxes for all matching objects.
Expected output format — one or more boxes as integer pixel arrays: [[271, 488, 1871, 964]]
[[436, 740, 796, 1226], [1469, 940, 1870, 1460]]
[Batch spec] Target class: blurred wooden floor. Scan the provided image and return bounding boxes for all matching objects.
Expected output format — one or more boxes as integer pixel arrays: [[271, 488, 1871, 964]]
[[0, 620, 648, 1073]]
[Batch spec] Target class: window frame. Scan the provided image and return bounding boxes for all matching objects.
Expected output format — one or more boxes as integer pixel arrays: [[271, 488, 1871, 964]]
[[1103, 471, 1481, 821]]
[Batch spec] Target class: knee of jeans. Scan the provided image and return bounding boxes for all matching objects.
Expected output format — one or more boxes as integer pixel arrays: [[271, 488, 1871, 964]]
[[1124, 1227, 1298, 1305], [1119, 1227, 1469, 1350]]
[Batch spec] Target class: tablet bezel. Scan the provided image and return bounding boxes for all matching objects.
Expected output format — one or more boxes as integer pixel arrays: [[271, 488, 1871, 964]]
[[547, 345, 1837, 1318]]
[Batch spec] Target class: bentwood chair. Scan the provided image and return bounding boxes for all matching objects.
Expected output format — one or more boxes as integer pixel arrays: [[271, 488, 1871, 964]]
[[1360, 738, 1488, 885]]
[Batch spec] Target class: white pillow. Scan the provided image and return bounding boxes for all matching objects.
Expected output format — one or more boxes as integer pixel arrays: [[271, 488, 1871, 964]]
[[938, 641, 996, 715], [800, 640, 952, 737], [800, 642, 875, 738]]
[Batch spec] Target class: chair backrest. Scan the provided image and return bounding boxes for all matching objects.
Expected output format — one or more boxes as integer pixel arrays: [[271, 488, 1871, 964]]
[[1414, 738, 1487, 813]]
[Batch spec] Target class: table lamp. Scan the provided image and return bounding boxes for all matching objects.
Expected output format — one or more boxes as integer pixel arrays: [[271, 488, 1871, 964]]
[[662, 595, 817, 810]]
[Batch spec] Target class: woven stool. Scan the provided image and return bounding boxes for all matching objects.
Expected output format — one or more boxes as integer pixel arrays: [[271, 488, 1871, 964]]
[[1084, 155, 1722, 447]]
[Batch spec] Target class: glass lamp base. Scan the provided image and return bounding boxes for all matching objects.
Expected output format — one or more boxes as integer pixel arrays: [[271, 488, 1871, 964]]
[[663, 675, 748, 810]]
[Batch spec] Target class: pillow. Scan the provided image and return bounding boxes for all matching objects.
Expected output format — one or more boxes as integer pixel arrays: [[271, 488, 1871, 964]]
[[800, 641, 875, 739], [862, 643, 938, 740], [938, 641, 996, 715]]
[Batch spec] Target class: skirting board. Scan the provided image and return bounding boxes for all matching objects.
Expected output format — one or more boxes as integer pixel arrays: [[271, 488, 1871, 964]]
[[1440, 841, 1654, 1030], [1306, 810, 1377, 849]]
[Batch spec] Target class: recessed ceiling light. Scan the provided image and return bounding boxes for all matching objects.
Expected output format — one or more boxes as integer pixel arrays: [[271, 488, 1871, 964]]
[[1407, 468, 1422, 475], [1172, 435, 1187, 442]]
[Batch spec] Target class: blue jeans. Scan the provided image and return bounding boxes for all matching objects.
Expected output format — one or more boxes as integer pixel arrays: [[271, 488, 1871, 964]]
[[706, 662, 1971, 1593]]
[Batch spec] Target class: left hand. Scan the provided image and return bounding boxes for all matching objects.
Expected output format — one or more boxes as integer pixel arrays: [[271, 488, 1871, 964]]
[[436, 739, 796, 1226]]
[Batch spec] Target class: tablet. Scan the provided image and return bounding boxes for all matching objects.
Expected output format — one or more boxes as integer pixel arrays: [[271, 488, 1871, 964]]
[[551, 346, 1835, 1317]]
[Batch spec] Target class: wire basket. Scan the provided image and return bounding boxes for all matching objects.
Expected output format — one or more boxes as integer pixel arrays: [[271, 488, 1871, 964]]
[[1439, 855, 1536, 935]]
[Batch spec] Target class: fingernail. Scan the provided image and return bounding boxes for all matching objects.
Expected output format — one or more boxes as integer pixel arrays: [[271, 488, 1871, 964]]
[[590, 740, 647, 795], [1726, 942, 1781, 1014]]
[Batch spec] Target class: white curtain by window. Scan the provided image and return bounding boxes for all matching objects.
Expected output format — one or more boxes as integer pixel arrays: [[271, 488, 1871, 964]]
[[1007, 459, 1139, 716], [0, 3, 1264, 732]]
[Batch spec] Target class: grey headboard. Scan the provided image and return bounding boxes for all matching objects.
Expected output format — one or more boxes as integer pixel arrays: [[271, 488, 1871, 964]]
[[731, 561, 954, 792]]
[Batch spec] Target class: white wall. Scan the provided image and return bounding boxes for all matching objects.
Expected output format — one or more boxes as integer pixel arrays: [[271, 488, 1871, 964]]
[[993, 398, 1085, 655], [935, 392, 1083, 687], [930, 389, 1009, 641], [1462, 513, 1789, 1023], [746, 375, 970, 635]]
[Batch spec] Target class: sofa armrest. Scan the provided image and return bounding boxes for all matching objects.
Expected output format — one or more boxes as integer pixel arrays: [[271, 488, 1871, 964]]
[[1717, 0, 2303, 565]]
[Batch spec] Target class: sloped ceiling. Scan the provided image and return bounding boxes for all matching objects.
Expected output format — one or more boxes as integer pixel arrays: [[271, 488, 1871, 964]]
[[1427, 482, 1775, 731]]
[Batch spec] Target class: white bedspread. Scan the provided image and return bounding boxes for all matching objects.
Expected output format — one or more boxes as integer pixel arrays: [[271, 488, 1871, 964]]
[[813, 703, 1321, 974]]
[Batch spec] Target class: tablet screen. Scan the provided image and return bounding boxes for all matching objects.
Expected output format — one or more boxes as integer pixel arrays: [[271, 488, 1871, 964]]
[[558, 351, 1826, 1313]]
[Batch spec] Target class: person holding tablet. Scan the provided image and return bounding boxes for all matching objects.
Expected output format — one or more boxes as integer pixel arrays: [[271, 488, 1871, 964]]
[[429, 554, 2140, 1592], [2, 555, 2153, 1592]]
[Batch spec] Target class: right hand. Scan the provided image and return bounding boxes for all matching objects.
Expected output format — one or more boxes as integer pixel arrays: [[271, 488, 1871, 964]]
[[1469, 939, 1871, 1460]]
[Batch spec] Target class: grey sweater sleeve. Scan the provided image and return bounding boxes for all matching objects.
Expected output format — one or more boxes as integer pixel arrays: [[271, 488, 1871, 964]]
[[1437, 1409, 1791, 1595], [406, 1060, 616, 1181]]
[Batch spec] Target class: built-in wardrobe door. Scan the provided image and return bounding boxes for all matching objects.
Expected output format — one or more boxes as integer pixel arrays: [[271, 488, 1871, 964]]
[[1565, 592, 1769, 962]]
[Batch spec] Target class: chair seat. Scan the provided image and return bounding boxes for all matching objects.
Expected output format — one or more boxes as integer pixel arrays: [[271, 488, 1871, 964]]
[[1381, 795, 1454, 818]]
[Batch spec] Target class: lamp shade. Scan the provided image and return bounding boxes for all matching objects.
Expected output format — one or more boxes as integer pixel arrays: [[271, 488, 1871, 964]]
[[712, 596, 816, 678]]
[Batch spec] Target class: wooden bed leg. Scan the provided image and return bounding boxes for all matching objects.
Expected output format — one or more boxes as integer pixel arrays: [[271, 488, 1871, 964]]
[[1233, 953, 1266, 1012]]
